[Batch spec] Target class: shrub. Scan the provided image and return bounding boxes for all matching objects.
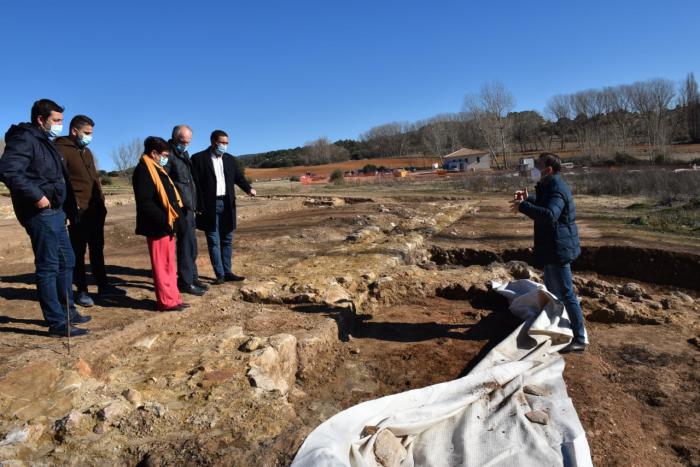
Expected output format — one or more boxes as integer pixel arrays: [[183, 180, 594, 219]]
[[100, 176, 112, 186], [568, 169, 700, 198], [289, 175, 300, 182], [329, 169, 344, 184]]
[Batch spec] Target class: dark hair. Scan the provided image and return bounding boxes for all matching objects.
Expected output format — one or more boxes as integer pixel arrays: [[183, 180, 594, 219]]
[[171, 124, 192, 139], [70, 115, 95, 131], [210, 130, 228, 143], [539, 152, 562, 173], [31, 99, 64, 125], [144, 136, 170, 155]]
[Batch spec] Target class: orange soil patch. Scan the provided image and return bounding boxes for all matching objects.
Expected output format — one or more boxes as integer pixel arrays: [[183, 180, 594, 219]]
[[247, 157, 440, 180]]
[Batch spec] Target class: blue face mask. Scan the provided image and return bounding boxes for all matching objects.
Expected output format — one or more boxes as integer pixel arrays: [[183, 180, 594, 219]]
[[176, 143, 188, 153], [159, 155, 169, 167], [78, 134, 93, 147], [215, 144, 228, 155], [47, 124, 63, 140]]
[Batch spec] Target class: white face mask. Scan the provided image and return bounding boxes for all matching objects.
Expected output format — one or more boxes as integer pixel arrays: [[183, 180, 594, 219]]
[[47, 123, 63, 140]]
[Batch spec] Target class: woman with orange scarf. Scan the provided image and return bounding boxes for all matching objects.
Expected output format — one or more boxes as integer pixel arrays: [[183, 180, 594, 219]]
[[132, 137, 188, 311]]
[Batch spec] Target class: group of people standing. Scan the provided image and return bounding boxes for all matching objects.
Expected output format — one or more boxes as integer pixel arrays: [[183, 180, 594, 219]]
[[0, 99, 254, 337], [133, 127, 255, 313]]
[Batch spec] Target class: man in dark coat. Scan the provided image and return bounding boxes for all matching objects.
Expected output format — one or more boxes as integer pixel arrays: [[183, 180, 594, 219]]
[[0, 99, 90, 337], [167, 125, 207, 296], [55, 115, 125, 307], [511, 152, 588, 353], [190, 130, 256, 284]]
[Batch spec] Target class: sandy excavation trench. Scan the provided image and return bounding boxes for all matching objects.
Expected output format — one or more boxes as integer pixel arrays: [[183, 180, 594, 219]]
[[0, 195, 698, 466]]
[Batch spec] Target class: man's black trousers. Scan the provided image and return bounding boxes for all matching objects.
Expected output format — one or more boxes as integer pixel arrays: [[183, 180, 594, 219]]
[[176, 209, 199, 287], [69, 209, 107, 292]]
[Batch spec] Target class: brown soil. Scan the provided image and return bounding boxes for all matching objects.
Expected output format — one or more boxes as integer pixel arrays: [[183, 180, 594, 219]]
[[0, 193, 698, 466]]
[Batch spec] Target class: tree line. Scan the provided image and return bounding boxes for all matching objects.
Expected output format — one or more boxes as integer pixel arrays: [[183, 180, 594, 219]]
[[239, 72, 700, 169], [3, 72, 698, 172]]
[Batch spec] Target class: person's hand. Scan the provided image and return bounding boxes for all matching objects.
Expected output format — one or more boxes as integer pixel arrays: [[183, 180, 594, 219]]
[[249, 188, 257, 197], [35, 196, 50, 209], [513, 187, 528, 201], [509, 198, 522, 214]]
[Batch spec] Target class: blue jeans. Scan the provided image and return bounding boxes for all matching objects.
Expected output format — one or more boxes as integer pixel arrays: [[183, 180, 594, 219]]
[[204, 199, 233, 278], [24, 209, 78, 329], [544, 263, 588, 344]]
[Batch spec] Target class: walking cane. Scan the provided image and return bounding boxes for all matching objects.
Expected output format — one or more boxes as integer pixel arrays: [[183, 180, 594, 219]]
[[60, 242, 71, 355]]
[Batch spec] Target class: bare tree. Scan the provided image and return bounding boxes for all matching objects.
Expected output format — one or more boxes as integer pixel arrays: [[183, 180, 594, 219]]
[[680, 72, 700, 142], [463, 81, 515, 168], [568, 90, 599, 154], [509, 111, 546, 152], [545, 94, 573, 150], [598, 85, 636, 154], [111, 138, 143, 174], [304, 137, 349, 165], [420, 115, 462, 161], [627, 79, 675, 157], [361, 122, 407, 156]]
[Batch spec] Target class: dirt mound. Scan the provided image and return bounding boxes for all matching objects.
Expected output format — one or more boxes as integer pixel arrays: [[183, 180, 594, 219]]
[[430, 245, 700, 291]]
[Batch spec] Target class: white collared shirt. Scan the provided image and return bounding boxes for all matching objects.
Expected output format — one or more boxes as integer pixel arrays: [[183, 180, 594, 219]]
[[211, 152, 226, 196]]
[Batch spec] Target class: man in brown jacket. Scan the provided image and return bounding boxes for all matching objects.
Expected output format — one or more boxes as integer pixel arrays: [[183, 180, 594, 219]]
[[55, 115, 125, 306]]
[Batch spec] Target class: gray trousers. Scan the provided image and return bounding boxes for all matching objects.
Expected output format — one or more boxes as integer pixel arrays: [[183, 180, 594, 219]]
[[176, 209, 199, 287]]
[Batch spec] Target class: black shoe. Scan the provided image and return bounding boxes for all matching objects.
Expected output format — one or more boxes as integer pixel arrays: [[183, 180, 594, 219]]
[[224, 272, 245, 282], [561, 341, 587, 354], [48, 325, 89, 337], [212, 276, 225, 285], [98, 284, 127, 297], [193, 279, 210, 290], [179, 284, 206, 296], [70, 313, 92, 325]]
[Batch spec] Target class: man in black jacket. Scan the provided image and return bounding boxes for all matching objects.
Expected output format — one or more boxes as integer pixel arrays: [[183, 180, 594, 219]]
[[0, 99, 91, 337], [190, 130, 256, 285], [167, 125, 207, 296]]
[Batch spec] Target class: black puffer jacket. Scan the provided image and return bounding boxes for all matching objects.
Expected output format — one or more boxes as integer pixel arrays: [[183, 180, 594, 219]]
[[519, 174, 581, 266], [0, 123, 77, 225], [132, 158, 182, 238]]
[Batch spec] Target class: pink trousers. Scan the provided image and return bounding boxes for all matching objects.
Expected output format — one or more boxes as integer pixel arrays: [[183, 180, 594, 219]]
[[147, 235, 182, 310]]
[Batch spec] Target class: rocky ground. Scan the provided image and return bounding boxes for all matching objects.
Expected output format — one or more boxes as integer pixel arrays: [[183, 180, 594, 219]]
[[0, 190, 698, 466]]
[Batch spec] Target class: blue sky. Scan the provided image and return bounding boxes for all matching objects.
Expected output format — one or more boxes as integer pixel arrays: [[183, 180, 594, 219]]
[[1, 0, 698, 170]]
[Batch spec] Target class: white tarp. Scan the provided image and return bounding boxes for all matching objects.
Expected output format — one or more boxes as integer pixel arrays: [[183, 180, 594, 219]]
[[292, 279, 593, 467]]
